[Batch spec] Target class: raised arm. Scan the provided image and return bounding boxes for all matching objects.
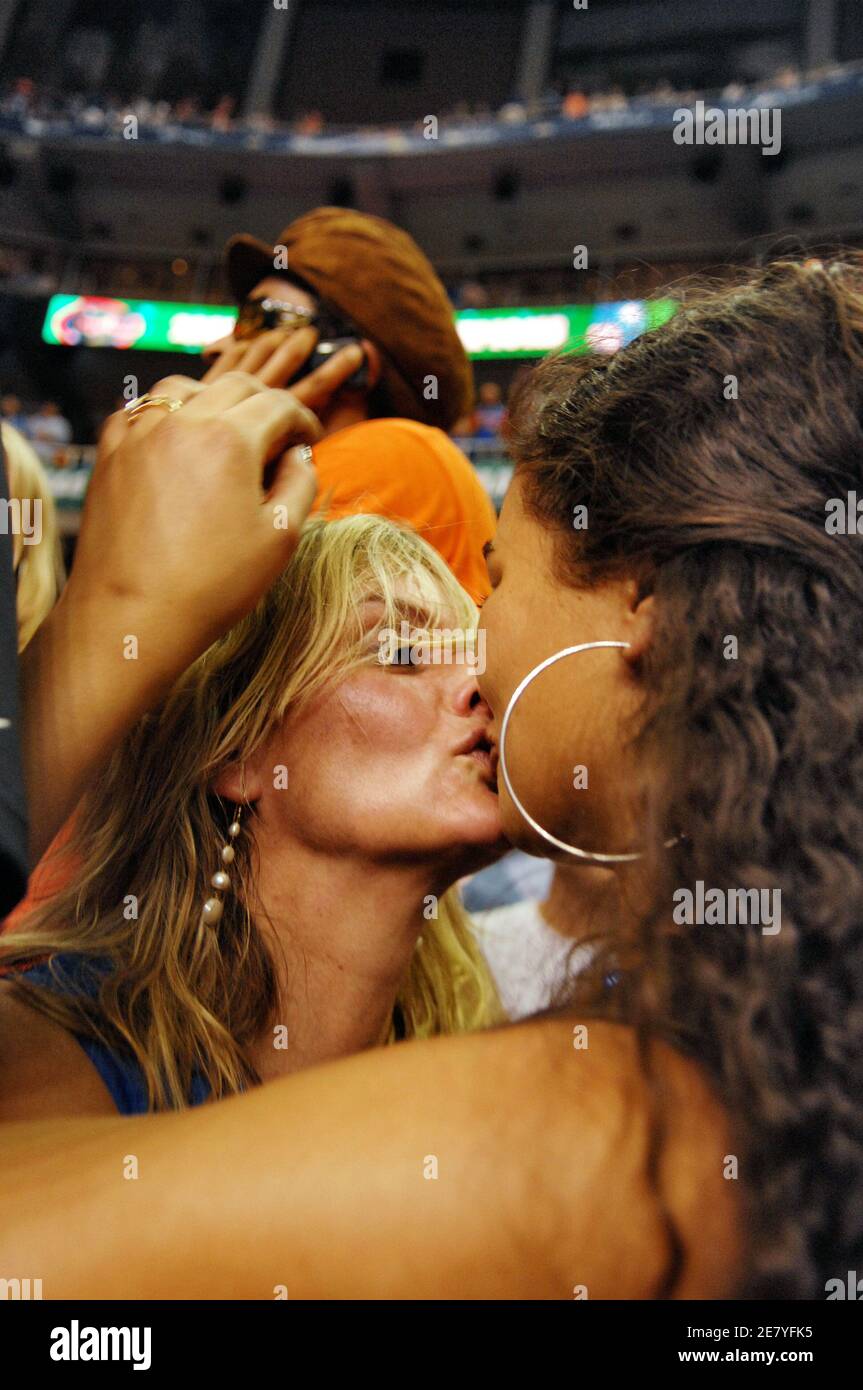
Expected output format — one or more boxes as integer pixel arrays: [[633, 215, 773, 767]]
[[18, 374, 320, 863], [0, 1018, 740, 1299]]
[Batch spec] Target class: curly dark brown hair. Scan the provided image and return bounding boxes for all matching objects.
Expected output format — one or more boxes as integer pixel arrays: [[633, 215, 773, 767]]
[[509, 254, 863, 1299]]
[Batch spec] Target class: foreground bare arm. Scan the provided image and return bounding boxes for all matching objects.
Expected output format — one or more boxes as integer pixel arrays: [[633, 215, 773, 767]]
[[0, 1018, 740, 1299]]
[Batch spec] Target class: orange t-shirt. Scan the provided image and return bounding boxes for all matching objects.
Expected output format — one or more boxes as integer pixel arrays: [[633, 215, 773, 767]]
[[311, 418, 496, 604]]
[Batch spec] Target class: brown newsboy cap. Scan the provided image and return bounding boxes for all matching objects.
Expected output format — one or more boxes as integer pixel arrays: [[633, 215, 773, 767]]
[[225, 207, 473, 430]]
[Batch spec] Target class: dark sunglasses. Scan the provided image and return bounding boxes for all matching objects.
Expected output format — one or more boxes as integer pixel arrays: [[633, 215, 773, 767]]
[[233, 296, 358, 343]]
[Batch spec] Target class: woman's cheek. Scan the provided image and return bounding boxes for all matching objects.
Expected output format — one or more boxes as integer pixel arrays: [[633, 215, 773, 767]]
[[476, 608, 499, 712], [480, 629, 514, 721], [329, 673, 435, 751]]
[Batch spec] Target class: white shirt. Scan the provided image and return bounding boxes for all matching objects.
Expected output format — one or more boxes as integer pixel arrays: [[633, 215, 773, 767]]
[[472, 899, 593, 1022]]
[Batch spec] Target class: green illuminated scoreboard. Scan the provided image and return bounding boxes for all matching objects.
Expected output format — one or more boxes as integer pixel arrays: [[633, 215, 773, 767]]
[[42, 295, 677, 359], [41, 296, 238, 354]]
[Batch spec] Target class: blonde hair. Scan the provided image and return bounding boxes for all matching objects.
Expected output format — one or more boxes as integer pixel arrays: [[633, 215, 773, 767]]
[[2, 423, 65, 649], [3, 514, 502, 1108]]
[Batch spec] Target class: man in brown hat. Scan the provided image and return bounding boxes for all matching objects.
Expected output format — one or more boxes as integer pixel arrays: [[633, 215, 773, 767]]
[[203, 206, 496, 602], [205, 206, 474, 436]]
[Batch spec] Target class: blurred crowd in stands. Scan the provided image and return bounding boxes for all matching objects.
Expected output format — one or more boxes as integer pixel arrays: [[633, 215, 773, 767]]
[[1, 392, 73, 465], [1, 59, 856, 147], [451, 382, 507, 444]]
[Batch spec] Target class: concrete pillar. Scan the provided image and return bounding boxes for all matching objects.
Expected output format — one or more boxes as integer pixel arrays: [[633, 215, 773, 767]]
[[805, 0, 837, 68], [515, 0, 556, 104], [245, 0, 300, 116]]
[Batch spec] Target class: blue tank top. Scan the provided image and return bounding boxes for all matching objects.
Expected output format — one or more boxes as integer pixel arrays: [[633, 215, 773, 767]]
[[17, 954, 211, 1115]]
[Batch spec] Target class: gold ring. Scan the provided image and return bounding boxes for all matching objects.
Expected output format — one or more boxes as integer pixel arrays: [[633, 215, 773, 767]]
[[125, 393, 185, 422]]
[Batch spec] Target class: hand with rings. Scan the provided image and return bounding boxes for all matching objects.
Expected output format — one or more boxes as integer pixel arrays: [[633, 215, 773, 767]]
[[100, 375, 207, 453], [81, 371, 323, 655], [20, 370, 322, 863]]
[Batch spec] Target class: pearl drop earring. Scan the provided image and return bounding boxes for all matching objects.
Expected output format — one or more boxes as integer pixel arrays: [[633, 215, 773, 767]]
[[201, 804, 243, 926]]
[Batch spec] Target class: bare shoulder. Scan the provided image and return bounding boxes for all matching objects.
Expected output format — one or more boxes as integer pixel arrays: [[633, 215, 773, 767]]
[[0, 980, 117, 1120], [452, 1014, 744, 1299]]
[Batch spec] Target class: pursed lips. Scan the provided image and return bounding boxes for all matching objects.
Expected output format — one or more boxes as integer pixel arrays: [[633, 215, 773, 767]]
[[453, 727, 498, 788]]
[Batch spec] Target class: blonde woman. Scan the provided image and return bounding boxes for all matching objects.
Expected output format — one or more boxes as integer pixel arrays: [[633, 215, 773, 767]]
[[0, 513, 504, 1118], [1, 422, 65, 650]]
